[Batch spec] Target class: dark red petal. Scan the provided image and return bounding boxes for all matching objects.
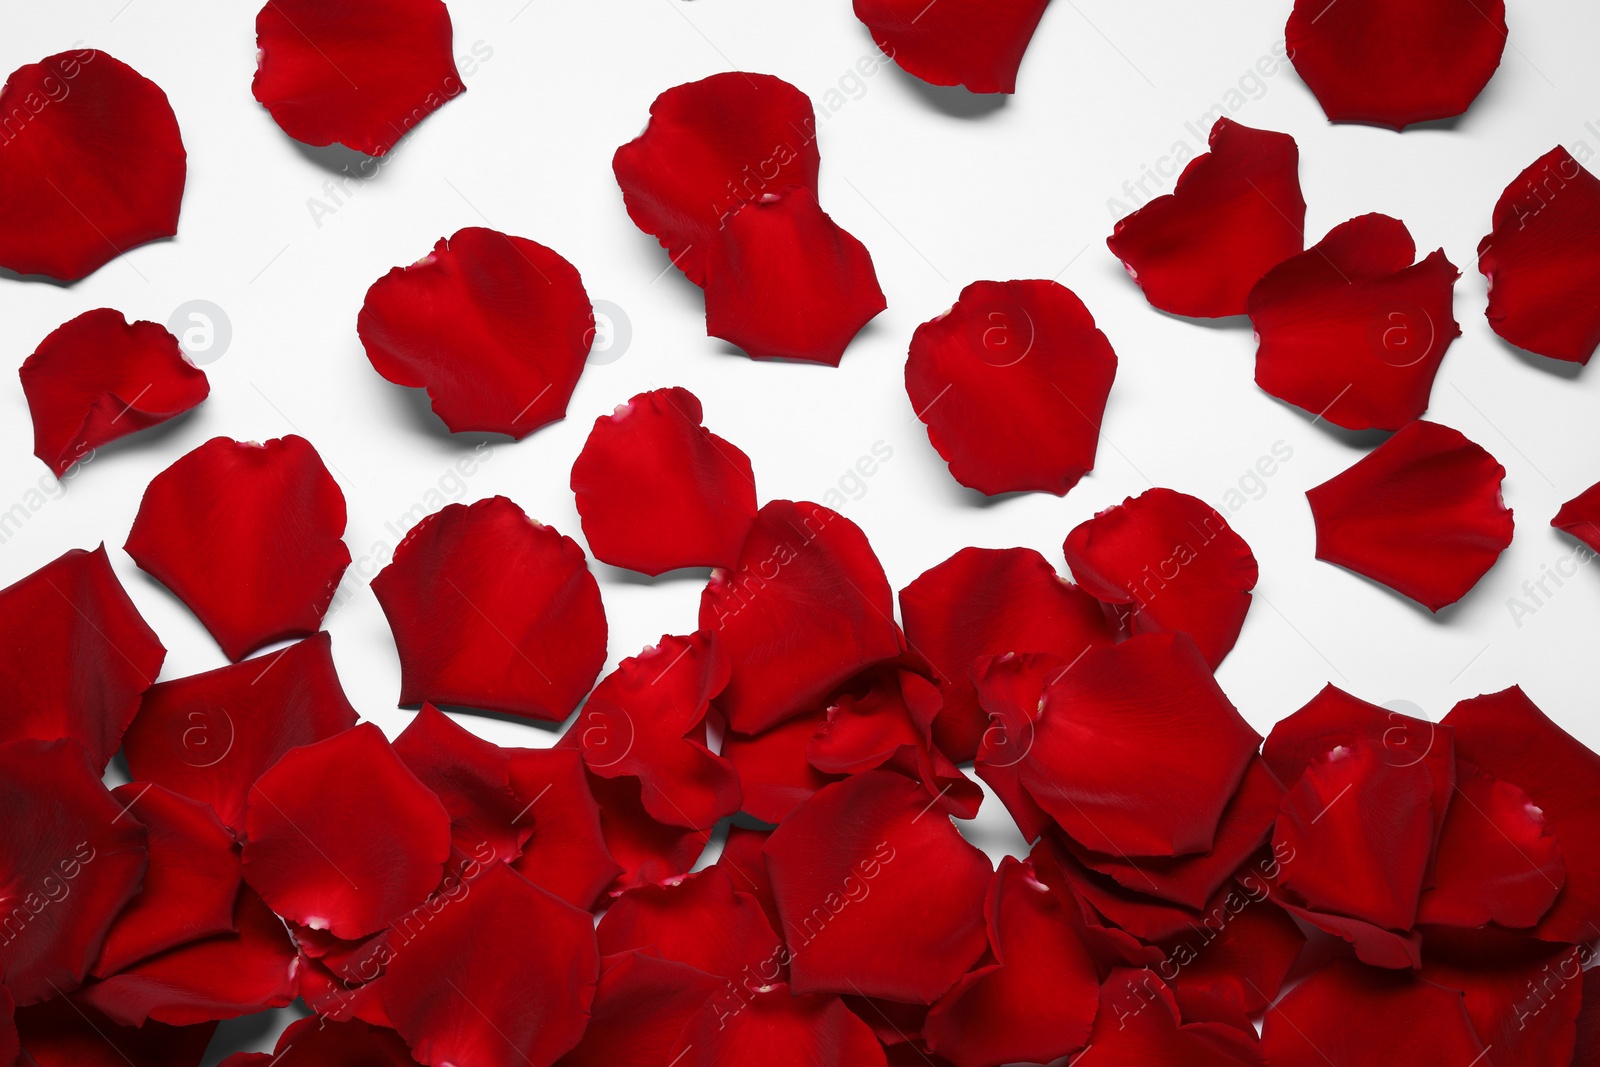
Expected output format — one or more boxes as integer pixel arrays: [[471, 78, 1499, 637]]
[[1264, 889, 1424, 969], [1479, 147, 1600, 363], [1249, 214, 1461, 430], [721, 709, 841, 824], [19, 310, 207, 477], [1108, 119, 1305, 318], [243, 723, 451, 940], [239, 1016, 418, 1067], [124, 435, 350, 661], [0, 52, 185, 281], [1261, 960, 1486, 1066], [1076, 969, 1265, 1066], [596, 867, 781, 981], [669, 982, 886, 1067], [76, 888, 297, 1026], [905, 279, 1117, 496], [899, 546, 1115, 761], [372, 496, 607, 721], [1443, 686, 1600, 943], [701, 500, 902, 734], [853, 0, 1048, 94], [581, 772, 710, 894], [505, 748, 622, 910], [123, 632, 359, 834], [1306, 419, 1513, 610], [567, 633, 739, 830], [393, 704, 527, 867], [1019, 633, 1261, 857], [923, 858, 1097, 1067], [1027, 837, 1168, 971], [252, 0, 460, 156], [92, 784, 240, 977], [1418, 761, 1564, 929], [715, 826, 781, 931], [1157, 892, 1305, 1017], [0, 740, 147, 1005], [612, 73, 820, 287], [571, 388, 757, 574], [1573, 968, 1600, 1063], [16, 997, 213, 1067], [764, 770, 991, 1003], [384, 864, 598, 1067], [1063, 488, 1258, 669], [0, 545, 163, 771], [1286, 0, 1506, 129], [971, 653, 1069, 842], [1553, 478, 1600, 552], [358, 228, 593, 438], [554, 952, 723, 1067], [1422, 929, 1582, 1067]]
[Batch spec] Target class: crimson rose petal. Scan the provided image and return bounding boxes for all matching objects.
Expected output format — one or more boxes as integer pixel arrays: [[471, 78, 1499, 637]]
[[20, 310, 208, 477], [596, 867, 782, 981], [505, 748, 622, 909], [853, 0, 1049, 94], [1305, 419, 1513, 610], [1063, 488, 1258, 668], [971, 653, 1070, 842], [1076, 969, 1265, 1066], [1159, 897, 1304, 1018], [393, 704, 527, 867], [16, 998, 214, 1067], [124, 436, 350, 661], [669, 982, 886, 1067], [0, 545, 163, 771], [123, 632, 359, 834], [571, 388, 757, 574], [252, 0, 461, 156], [612, 73, 820, 287], [581, 772, 710, 894], [721, 709, 840, 823], [0, 51, 185, 281], [1285, 0, 1506, 129], [1552, 478, 1600, 552], [223, 1017, 418, 1067], [899, 546, 1115, 761], [1249, 214, 1461, 431], [764, 770, 991, 1003], [905, 279, 1117, 496], [1422, 930, 1582, 1067], [384, 864, 598, 1067], [701, 500, 902, 735], [1107, 119, 1306, 318], [554, 952, 723, 1067], [1573, 969, 1600, 1063], [372, 496, 607, 721], [243, 723, 451, 939]]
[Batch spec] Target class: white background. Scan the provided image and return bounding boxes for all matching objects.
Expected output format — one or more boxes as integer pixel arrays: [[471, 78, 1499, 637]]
[[4, 0, 1600, 1058]]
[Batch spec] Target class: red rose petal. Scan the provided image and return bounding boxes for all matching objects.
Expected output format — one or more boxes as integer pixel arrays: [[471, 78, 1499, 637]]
[[596, 867, 782, 981], [505, 748, 622, 910], [124, 435, 350, 661], [581, 772, 710, 894], [252, 0, 461, 156], [372, 496, 607, 721], [1076, 968, 1266, 1066], [1443, 686, 1600, 943], [971, 652, 1070, 842], [1263, 889, 1424, 969], [612, 73, 820, 287], [703, 187, 885, 366], [1573, 969, 1600, 1063], [1027, 837, 1168, 971], [123, 632, 359, 834], [0, 545, 163, 771], [1261, 960, 1486, 1066], [923, 857, 1098, 1067], [384, 864, 599, 1067], [1285, 0, 1507, 129], [243, 723, 451, 940], [1158, 893, 1305, 1018], [77, 888, 297, 1026], [1553, 478, 1600, 552], [1307, 419, 1513, 609], [1479, 147, 1600, 363], [358, 228, 593, 438], [1249, 214, 1461, 431], [0, 51, 185, 281], [1018, 633, 1261, 857], [1422, 929, 1582, 1067], [16, 997, 214, 1067], [1107, 118, 1306, 318], [554, 952, 723, 1067], [853, 0, 1049, 94], [0, 740, 147, 1005], [905, 279, 1117, 496], [571, 388, 757, 574], [701, 500, 902, 735], [20, 310, 208, 477], [715, 826, 781, 931], [721, 709, 841, 824], [226, 1016, 418, 1067], [1063, 488, 1259, 669], [393, 704, 528, 867], [764, 770, 991, 1003], [92, 784, 240, 977], [669, 982, 886, 1067], [899, 546, 1115, 762]]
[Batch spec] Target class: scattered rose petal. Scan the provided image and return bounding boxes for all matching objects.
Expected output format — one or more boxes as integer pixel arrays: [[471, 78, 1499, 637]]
[[393, 704, 528, 868], [1422, 929, 1582, 1067], [668, 982, 887, 1067], [1158, 894, 1305, 1018], [1076, 968, 1265, 1066], [970, 652, 1071, 843], [1552, 478, 1600, 552], [596, 867, 782, 981], [853, 0, 1049, 94], [505, 748, 622, 910], [222, 1016, 418, 1067], [17, 997, 214, 1067], [721, 708, 841, 824], [554, 952, 723, 1067], [581, 772, 710, 894]]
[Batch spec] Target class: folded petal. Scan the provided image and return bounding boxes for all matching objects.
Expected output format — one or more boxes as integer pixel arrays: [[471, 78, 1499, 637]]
[[905, 279, 1117, 496], [597, 867, 782, 982], [16, 997, 213, 1067], [581, 772, 710, 894], [1157, 892, 1305, 1017], [505, 748, 622, 910], [722, 709, 841, 824], [1076, 968, 1266, 1066], [393, 704, 527, 867], [669, 982, 886, 1067], [371, 496, 607, 721], [853, 0, 1049, 94], [554, 952, 723, 1067], [971, 653, 1070, 843], [1553, 478, 1600, 552], [1306, 419, 1513, 610], [1250, 214, 1461, 430]]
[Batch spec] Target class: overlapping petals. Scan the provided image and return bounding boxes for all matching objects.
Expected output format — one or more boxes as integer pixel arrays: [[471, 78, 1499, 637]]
[[853, 0, 1050, 94], [1262, 960, 1486, 1065], [17, 997, 215, 1067]]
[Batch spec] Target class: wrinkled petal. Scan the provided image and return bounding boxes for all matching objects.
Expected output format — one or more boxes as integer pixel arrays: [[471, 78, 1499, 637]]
[[1306, 419, 1513, 610], [505, 748, 622, 910], [853, 0, 1049, 94], [722, 709, 841, 824], [1422, 929, 1581, 1067], [16, 997, 213, 1067], [393, 704, 527, 868], [124, 436, 350, 661], [1249, 214, 1461, 431], [597, 867, 782, 982], [582, 772, 710, 894], [715, 826, 780, 931], [372, 496, 607, 721], [554, 952, 723, 1067], [0, 51, 185, 281], [1077, 969, 1265, 1066], [669, 982, 886, 1067], [971, 653, 1071, 843], [906, 279, 1117, 496], [1552, 478, 1600, 553]]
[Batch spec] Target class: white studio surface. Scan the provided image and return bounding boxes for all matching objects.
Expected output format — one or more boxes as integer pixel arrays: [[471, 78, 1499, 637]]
[[0, 0, 1598, 1055]]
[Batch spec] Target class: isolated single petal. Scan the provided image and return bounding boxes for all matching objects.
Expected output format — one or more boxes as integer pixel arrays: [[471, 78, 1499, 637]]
[[853, 0, 1049, 94], [1552, 478, 1600, 552]]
